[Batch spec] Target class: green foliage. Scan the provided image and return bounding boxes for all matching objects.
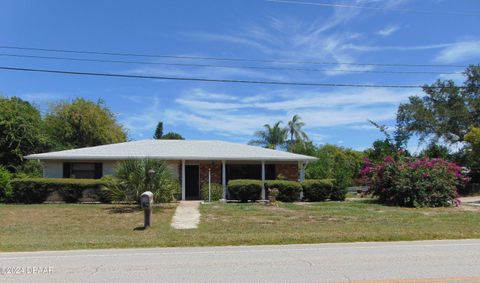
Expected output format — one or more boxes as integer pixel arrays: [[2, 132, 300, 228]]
[[265, 180, 302, 202], [286, 115, 309, 152], [201, 182, 223, 201], [13, 160, 43, 178], [249, 115, 309, 151], [112, 159, 178, 203], [161, 132, 185, 140], [289, 141, 317, 156], [362, 157, 466, 207], [306, 144, 364, 188], [0, 166, 12, 202], [0, 97, 46, 170], [396, 65, 480, 146], [249, 121, 287, 149], [227, 179, 263, 202], [365, 139, 401, 163], [44, 98, 127, 150], [153, 121, 163, 139], [302, 179, 333, 201], [465, 127, 480, 158], [329, 185, 348, 201], [419, 143, 450, 159], [9, 178, 113, 204]]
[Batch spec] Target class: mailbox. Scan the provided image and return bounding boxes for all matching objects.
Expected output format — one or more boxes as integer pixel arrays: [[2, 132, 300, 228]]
[[140, 191, 154, 227], [140, 191, 154, 209]]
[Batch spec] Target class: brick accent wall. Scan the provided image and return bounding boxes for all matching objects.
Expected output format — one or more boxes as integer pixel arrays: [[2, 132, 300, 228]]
[[199, 163, 222, 188], [275, 163, 299, 181]]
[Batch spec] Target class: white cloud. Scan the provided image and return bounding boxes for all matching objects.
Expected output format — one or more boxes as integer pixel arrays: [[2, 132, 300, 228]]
[[163, 87, 414, 138], [376, 25, 400, 37], [435, 40, 480, 63], [119, 96, 163, 134]]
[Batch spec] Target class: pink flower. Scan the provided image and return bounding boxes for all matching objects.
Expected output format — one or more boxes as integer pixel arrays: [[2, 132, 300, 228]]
[[384, 156, 394, 163]]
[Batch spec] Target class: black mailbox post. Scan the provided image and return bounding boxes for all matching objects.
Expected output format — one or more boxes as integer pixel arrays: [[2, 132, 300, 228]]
[[140, 191, 154, 227]]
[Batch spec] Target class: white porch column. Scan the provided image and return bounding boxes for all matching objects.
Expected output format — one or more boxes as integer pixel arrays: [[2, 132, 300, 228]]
[[222, 160, 226, 199], [261, 160, 266, 200], [299, 161, 306, 182], [181, 160, 186, 201], [299, 161, 306, 201]]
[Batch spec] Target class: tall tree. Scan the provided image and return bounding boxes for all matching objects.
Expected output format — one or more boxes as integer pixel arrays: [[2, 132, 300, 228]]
[[286, 115, 308, 152], [0, 97, 46, 170], [45, 98, 127, 149], [153, 121, 163, 139], [396, 65, 480, 146], [249, 121, 287, 149]]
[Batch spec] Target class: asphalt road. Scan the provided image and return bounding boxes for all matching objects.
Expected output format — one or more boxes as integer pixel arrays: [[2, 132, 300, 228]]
[[1, 240, 480, 283]]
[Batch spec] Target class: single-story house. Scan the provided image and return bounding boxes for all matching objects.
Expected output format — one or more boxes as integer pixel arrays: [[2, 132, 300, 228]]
[[26, 140, 316, 200]]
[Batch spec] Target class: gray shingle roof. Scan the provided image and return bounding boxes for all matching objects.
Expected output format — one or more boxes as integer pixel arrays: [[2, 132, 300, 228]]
[[25, 140, 317, 162]]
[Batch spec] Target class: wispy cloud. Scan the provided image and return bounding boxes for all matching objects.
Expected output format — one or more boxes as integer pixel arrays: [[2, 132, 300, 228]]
[[162, 87, 415, 138], [376, 25, 400, 37], [435, 40, 480, 63]]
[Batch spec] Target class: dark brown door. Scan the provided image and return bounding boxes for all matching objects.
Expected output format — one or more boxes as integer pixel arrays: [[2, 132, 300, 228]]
[[185, 165, 200, 200]]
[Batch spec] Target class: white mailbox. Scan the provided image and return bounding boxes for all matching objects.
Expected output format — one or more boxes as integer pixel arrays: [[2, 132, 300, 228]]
[[140, 191, 154, 209]]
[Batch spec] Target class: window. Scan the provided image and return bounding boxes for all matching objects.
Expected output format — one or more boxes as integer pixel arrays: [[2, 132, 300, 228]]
[[226, 164, 275, 182], [63, 162, 102, 179]]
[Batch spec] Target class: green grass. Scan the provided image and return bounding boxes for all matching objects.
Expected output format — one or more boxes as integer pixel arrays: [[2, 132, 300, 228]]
[[1, 200, 480, 252]]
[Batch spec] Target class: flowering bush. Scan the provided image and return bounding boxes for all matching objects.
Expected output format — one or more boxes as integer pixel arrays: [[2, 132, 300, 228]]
[[361, 156, 468, 207]]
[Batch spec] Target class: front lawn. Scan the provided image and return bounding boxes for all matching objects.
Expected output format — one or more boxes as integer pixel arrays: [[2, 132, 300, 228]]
[[1, 200, 480, 252]]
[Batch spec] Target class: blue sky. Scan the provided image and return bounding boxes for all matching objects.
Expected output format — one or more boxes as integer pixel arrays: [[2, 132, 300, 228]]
[[0, 0, 479, 152]]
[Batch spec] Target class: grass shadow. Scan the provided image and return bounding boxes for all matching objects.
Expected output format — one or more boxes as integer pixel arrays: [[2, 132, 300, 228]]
[[105, 206, 141, 214]]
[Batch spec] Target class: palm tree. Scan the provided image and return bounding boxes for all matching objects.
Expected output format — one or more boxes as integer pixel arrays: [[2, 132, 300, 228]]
[[249, 121, 287, 149], [287, 115, 309, 152]]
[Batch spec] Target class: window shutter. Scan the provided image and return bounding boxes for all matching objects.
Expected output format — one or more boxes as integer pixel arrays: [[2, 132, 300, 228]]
[[94, 163, 103, 179], [63, 162, 71, 178]]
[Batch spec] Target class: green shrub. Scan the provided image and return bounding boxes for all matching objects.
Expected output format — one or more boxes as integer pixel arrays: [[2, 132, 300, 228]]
[[201, 182, 223, 201], [228, 179, 262, 202], [0, 166, 12, 202], [9, 178, 114, 204], [302, 179, 347, 202], [302, 179, 333, 201], [330, 186, 348, 201], [13, 160, 43, 178], [361, 157, 466, 207], [112, 159, 178, 203], [265, 180, 302, 202]]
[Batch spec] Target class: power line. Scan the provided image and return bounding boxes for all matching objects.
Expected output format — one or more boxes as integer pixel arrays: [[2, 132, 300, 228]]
[[0, 45, 467, 68], [266, 0, 480, 17], [0, 65, 462, 89], [0, 53, 463, 75]]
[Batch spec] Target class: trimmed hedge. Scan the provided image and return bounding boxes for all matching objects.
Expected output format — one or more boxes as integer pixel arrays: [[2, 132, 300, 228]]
[[201, 182, 223, 201], [228, 179, 262, 202], [302, 179, 332, 201], [9, 178, 114, 204], [265, 180, 302, 202], [302, 179, 346, 201]]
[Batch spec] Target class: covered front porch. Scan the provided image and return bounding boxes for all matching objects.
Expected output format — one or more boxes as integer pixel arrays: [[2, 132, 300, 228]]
[[179, 160, 306, 200]]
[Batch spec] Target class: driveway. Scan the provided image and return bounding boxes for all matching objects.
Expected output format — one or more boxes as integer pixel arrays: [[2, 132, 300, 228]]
[[1, 240, 480, 282]]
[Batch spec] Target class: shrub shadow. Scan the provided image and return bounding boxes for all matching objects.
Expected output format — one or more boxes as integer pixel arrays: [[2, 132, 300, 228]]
[[105, 206, 141, 214]]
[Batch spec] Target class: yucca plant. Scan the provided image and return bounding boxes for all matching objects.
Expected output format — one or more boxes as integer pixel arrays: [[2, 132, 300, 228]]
[[111, 159, 179, 203]]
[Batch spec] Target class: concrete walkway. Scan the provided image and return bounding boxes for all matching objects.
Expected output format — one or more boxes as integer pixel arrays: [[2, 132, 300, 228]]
[[460, 196, 480, 206], [171, 201, 201, 229]]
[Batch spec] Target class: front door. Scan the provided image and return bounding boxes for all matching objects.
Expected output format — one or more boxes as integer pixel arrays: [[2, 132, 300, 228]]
[[185, 165, 200, 200]]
